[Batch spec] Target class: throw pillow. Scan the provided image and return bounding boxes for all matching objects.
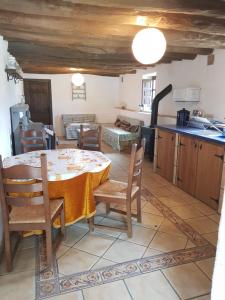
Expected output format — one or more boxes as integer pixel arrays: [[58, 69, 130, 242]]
[[120, 120, 131, 131], [114, 118, 121, 127], [129, 125, 139, 133]]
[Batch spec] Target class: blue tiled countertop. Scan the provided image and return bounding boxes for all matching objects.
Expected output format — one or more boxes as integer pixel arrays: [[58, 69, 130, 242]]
[[157, 124, 225, 145]]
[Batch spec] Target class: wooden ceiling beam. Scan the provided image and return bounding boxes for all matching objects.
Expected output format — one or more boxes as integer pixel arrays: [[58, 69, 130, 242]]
[[1, 7, 225, 37], [3, 23, 225, 51], [0, 0, 225, 18]]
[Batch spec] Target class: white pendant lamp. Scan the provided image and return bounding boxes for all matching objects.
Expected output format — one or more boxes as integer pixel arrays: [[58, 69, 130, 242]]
[[71, 73, 84, 86], [132, 28, 167, 65]]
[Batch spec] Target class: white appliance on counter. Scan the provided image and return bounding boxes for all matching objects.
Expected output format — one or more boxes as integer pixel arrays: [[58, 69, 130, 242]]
[[173, 87, 201, 102]]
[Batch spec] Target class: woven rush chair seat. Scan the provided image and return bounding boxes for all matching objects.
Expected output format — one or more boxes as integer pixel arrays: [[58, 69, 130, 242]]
[[9, 199, 63, 224], [94, 180, 139, 200]]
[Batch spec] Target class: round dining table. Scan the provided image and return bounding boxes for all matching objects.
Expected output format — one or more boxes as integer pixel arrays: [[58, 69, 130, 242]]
[[3, 148, 111, 227]]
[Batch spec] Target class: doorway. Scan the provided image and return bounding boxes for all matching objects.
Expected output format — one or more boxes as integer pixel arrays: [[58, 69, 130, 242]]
[[24, 79, 53, 125]]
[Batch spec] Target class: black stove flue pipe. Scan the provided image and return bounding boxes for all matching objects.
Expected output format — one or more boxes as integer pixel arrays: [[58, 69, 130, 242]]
[[143, 84, 172, 161], [150, 84, 172, 128]]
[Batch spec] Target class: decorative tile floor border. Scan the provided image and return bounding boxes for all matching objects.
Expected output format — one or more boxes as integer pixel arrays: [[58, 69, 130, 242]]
[[35, 187, 216, 299]]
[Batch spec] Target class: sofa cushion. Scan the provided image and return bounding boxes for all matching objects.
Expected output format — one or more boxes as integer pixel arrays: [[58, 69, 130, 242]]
[[114, 118, 121, 127], [120, 120, 131, 131], [129, 125, 139, 133]]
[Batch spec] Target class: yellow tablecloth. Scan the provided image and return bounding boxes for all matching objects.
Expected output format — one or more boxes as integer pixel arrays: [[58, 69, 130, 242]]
[[49, 166, 110, 227]]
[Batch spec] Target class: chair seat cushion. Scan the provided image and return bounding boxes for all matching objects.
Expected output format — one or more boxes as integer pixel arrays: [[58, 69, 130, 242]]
[[94, 180, 139, 200], [9, 199, 63, 224]]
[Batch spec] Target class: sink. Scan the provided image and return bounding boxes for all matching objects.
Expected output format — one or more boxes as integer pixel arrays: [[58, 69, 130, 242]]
[[188, 129, 225, 138]]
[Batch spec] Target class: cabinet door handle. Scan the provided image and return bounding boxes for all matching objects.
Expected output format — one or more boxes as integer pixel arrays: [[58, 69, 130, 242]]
[[177, 177, 182, 182], [158, 135, 162, 139], [171, 136, 174, 141], [180, 142, 185, 146], [156, 165, 161, 169], [199, 144, 202, 150], [214, 154, 224, 160], [194, 143, 198, 148]]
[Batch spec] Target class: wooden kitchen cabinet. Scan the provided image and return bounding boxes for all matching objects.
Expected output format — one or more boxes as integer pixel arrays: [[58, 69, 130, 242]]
[[177, 135, 198, 196], [177, 135, 224, 209], [156, 129, 175, 182], [195, 140, 224, 209]]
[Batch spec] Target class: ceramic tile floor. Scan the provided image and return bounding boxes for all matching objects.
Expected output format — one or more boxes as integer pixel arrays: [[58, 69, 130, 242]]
[[0, 141, 220, 300]]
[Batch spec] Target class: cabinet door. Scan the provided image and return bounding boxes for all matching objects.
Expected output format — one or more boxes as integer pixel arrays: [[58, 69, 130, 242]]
[[157, 129, 175, 182], [177, 135, 198, 196], [195, 141, 224, 209]]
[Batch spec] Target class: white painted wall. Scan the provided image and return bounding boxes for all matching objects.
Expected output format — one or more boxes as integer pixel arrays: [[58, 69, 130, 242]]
[[23, 73, 120, 136], [0, 35, 23, 256], [118, 50, 225, 125]]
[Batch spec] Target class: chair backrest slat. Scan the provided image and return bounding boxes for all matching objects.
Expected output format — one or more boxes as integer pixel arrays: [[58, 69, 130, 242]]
[[79, 125, 102, 151], [6, 195, 44, 206], [127, 138, 146, 199], [4, 182, 43, 193], [2, 165, 41, 179], [21, 129, 47, 153]]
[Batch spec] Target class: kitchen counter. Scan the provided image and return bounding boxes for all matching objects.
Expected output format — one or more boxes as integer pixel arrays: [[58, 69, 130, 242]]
[[157, 124, 225, 145]]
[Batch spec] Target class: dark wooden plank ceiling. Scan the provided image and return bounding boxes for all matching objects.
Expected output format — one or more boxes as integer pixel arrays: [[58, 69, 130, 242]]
[[0, 0, 225, 76]]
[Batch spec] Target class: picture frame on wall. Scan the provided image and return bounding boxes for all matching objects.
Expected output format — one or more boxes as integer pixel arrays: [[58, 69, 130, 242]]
[[72, 83, 86, 101]]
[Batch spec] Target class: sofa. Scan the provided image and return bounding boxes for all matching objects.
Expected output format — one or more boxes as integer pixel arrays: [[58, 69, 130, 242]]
[[102, 115, 144, 151], [62, 114, 96, 139]]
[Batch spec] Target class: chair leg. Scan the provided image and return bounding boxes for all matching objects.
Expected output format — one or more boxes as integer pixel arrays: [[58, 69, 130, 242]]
[[106, 203, 110, 215], [88, 216, 94, 232], [60, 207, 66, 238], [45, 228, 52, 267], [137, 190, 142, 223], [126, 201, 132, 238], [4, 228, 12, 272]]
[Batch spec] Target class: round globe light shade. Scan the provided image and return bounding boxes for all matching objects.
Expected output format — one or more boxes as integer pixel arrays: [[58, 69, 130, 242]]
[[132, 28, 166, 64], [71, 73, 84, 86]]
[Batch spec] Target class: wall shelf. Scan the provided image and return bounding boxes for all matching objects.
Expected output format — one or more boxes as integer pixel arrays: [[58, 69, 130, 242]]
[[114, 107, 136, 112], [5, 68, 23, 83]]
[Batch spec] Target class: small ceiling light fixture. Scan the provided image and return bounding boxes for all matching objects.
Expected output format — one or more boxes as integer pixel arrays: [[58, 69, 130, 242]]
[[71, 73, 84, 86], [132, 27, 167, 65]]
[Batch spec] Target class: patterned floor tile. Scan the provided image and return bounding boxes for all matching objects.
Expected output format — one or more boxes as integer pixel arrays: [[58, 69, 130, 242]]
[[63, 225, 88, 247], [119, 225, 156, 246], [0, 270, 35, 300], [186, 217, 218, 234], [125, 270, 180, 300], [202, 232, 218, 246], [73, 232, 115, 256], [91, 258, 116, 270], [58, 248, 99, 275], [49, 291, 83, 300], [149, 231, 187, 253], [163, 263, 212, 299], [171, 204, 204, 219], [196, 257, 215, 280], [103, 239, 146, 263], [83, 280, 131, 300]]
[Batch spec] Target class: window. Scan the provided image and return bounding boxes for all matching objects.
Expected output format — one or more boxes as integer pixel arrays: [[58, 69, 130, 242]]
[[141, 74, 156, 112]]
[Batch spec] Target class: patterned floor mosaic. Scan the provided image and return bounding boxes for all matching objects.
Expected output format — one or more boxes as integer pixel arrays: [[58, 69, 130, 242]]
[[35, 188, 216, 299]]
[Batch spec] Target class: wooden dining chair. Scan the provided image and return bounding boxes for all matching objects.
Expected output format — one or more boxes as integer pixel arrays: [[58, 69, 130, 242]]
[[0, 153, 65, 272], [91, 138, 146, 237], [21, 129, 47, 153], [79, 124, 102, 151]]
